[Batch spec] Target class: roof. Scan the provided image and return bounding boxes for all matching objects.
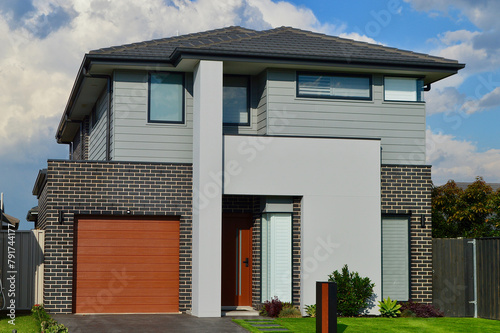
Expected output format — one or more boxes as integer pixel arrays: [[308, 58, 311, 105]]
[[88, 26, 464, 70], [56, 26, 465, 143], [1, 211, 19, 229], [455, 182, 500, 191]]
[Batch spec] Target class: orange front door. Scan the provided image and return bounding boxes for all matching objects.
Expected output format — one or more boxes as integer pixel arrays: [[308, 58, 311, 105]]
[[221, 213, 253, 306]]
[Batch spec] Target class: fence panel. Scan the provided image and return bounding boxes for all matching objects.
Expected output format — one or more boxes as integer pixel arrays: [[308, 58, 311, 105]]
[[476, 238, 500, 320], [0, 230, 44, 310], [432, 238, 474, 317]]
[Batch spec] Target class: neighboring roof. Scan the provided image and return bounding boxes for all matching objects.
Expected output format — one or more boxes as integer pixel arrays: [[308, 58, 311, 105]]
[[455, 182, 500, 191], [1, 211, 20, 229], [89, 26, 464, 70], [33, 169, 48, 198]]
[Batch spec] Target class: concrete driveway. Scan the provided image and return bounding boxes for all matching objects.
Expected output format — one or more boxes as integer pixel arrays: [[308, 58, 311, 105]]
[[52, 314, 252, 333]]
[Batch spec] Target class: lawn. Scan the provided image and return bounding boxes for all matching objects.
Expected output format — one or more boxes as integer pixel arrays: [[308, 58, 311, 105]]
[[0, 314, 40, 333], [234, 317, 500, 332]]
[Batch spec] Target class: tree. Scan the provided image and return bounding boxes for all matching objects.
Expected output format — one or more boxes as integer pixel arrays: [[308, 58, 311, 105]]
[[432, 177, 500, 238]]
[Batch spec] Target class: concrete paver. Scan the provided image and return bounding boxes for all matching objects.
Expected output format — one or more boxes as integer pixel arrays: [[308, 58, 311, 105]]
[[52, 313, 254, 333]]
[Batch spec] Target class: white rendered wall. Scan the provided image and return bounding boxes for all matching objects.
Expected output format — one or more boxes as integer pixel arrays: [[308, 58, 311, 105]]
[[223, 135, 382, 314], [192, 60, 223, 317]]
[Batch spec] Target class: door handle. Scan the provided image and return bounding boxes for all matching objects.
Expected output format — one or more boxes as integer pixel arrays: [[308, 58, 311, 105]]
[[243, 258, 249, 267]]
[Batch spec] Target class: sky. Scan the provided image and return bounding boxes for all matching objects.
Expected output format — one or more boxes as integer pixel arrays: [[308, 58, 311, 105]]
[[1, 0, 499, 230]]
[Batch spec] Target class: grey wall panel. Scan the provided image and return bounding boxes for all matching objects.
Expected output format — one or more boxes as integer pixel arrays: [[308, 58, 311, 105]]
[[111, 70, 194, 163], [266, 69, 427, 164], [88, 89, 108, 160]]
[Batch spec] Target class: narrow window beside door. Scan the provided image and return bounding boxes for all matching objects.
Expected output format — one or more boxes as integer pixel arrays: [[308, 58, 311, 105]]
[[261, 213, 292, 303]]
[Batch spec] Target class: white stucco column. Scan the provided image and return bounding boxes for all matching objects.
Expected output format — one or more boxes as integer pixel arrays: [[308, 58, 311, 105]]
[[191, 60, 223, 317]]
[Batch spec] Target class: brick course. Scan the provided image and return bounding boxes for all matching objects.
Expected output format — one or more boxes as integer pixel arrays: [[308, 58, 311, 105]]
[[38, 160, 192, 313], [381, 164, 432, 303]]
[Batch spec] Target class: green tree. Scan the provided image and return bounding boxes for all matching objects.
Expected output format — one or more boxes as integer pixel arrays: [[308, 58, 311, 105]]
[[432, 177, 500, 238]]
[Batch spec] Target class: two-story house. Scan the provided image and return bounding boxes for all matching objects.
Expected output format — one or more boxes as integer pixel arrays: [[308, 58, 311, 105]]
[[32, 26, 464, 317]]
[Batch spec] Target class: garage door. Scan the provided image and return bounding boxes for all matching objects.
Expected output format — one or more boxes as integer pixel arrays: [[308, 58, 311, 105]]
[[74, 216, 180, 313]]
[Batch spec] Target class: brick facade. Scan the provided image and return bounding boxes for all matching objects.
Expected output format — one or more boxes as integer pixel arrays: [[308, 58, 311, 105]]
[[381, 164, 433, 303], [37, 160, 193, 313]]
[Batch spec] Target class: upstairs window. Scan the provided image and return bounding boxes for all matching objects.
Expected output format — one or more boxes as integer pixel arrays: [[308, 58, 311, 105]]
[[384, 77, 424, 102], [223, 75, 250, 126], [297, 72, 371, 100], [148, 72, 184, 123]]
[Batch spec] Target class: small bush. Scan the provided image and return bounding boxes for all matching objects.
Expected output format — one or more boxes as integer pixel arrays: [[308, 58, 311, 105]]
[[400, 309, 416, 317], [263, 296, 283, 318], [399, 300, 444, 318], [378, 297, 401, 318], [32, 304, 51, 323], [256, 303, 268, 316], [328, 264, 375, 316], [305, 304, 316, 317], [279, 303, 301, 318]]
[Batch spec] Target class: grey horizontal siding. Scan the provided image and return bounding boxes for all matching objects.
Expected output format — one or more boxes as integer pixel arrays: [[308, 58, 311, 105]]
[[257, 70, 267, 135], [266, 69, 427, 164], [88, 89, 108, 160], [111, 70, 194, 163]]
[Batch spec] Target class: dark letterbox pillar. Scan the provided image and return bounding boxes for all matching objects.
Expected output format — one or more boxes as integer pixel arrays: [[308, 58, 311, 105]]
[[316, 281, 337, 333]]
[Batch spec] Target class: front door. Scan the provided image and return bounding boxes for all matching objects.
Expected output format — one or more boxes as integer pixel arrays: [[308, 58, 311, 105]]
[[221, 213, 253, 306]]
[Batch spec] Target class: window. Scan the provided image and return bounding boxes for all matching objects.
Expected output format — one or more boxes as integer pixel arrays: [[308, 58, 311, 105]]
[[382, 216, 409, 301], [223, 76, 250, 125], [148, 72, 184, 123], [261, 213, 292, 303], [297, 73, 371, 100], [384, 77, 424, 102]]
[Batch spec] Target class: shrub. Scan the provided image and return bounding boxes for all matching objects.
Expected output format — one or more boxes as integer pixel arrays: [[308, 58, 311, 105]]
[[279, 303, 301, 318], [328, 264, 375, 316], [256, 303, 268, 316], [263, 296, 283, 318], [304, 304, 316, 318], [400, 309, 416, 317], [399, 300, 444, 318], [42, 320, 69, 333], [31, 304, 51, 323], [378, 297, 401, 318]]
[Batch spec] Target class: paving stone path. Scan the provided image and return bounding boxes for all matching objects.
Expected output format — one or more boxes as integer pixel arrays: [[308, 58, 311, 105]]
[[242, 319, 291, 332]]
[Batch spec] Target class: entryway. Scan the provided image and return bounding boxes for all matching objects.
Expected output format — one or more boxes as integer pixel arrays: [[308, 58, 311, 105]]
[[221, 213, 253, 307]]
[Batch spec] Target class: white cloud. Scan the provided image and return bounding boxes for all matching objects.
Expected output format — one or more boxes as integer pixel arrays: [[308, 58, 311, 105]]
[[425, 85, 466, 115], [338, 32, 380, 44], [462, 86, 500, 114], [427, 129, 500, 184], [2, 0, 366, 162]]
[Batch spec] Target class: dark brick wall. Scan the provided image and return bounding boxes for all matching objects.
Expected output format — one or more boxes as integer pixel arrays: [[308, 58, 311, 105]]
[[69, 117, 90, 161], [38, 160, 192, 313], [222, 195, 302, 307], [381, 164, 432, 303]]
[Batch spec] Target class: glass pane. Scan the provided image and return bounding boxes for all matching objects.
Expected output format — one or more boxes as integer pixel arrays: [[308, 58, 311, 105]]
[[149, 73, 183, 122], [261, 213, 292, 303], [298, 74, 370, 99], [385, 77, 423, 102], [223, 76, 249, 125]]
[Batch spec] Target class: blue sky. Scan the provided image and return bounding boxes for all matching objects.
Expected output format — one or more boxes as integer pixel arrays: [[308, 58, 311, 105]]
[[1, 0, 499, 230]]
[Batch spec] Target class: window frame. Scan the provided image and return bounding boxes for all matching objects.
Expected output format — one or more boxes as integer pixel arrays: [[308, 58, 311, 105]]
[[296, 71, 372, 101], [148, 71, 185, 124], [383, 76, 425, 103], [223, 74, 251, 127], [381, 214, 411, 301]]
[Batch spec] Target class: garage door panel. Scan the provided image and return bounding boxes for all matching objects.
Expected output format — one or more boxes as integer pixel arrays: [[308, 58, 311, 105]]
[[77, 220, 179, 231], [74, 217, 180, 314], [76, 263, 179, 273], [76, 255, 178, 265], [77, 237, 179, 248], [76, 246, 178, 256], [77, 230, 179, 239], [75, 303, 179, 314]]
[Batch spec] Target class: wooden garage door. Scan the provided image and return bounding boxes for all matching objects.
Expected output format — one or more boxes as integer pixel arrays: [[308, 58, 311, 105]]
[[74, 216, 180, 313]]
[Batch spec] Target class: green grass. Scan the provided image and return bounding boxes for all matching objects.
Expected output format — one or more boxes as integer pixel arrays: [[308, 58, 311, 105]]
[[235, 317, 500, 332], [0, 314, 40, 333]]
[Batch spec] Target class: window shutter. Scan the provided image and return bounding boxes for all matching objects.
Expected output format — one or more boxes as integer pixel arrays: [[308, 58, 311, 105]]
[[382, 216, 409, 301]]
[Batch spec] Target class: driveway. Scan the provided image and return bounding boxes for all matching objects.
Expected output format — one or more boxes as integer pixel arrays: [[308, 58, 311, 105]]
[[52, 314, 252, 333]]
